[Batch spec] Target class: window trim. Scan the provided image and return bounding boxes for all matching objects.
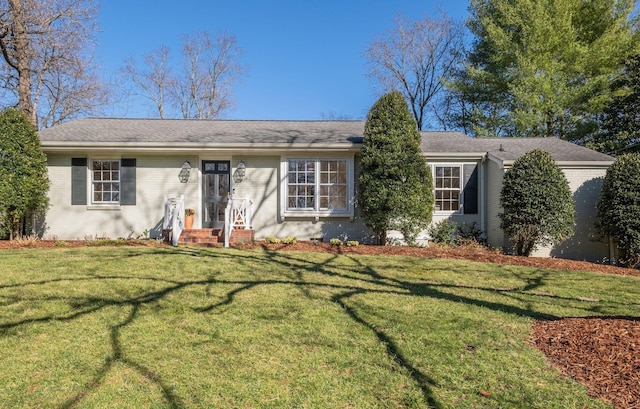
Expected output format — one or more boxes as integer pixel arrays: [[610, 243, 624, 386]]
[[431, 163, 464, 215], [91, 159, 122, 205], [281, 157, 354, 219]]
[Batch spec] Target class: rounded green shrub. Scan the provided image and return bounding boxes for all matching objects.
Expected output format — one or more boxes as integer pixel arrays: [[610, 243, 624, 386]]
[[499, 150, 575, 256], [596, 153, 640, 267]]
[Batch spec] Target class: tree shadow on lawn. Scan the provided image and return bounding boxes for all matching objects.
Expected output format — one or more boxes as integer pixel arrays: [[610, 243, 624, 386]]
[[0, 246, 634, 408]]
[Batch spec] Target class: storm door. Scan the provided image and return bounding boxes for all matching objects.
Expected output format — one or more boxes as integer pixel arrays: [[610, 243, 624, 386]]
[[202, 161, 230, 229]]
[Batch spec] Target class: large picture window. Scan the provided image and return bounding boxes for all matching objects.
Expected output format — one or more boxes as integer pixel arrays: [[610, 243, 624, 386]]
[[92, 160, 120, 203], [286, 159, 349, 213], [434, 165, 461, 212]]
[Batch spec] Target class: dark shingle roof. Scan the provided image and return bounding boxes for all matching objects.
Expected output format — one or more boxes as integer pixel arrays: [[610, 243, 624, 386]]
[[39, 118, 365, 145], [39, 118, 614, 163], [421, 132, 614, 163]]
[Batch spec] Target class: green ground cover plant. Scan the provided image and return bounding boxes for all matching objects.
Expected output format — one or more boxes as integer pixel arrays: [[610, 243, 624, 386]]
[[0, 246, 638, 408]]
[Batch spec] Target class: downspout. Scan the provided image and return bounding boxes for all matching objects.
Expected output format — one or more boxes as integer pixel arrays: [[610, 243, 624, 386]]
[[480, 154, 487, 235], [224, 195, 232, 248]]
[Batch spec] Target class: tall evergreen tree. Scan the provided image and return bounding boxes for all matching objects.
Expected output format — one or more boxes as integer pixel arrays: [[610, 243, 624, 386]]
[[589, 54, 640, 153], [450, 0, 637, 141], [0, 108, 49, 239], [358, 91, 433, 245]]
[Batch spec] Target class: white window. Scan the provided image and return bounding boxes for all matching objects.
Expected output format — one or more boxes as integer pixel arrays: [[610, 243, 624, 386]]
[[92, 160, 120, 203], [433, 165, 462, 212], [285, 158, 351, 215]]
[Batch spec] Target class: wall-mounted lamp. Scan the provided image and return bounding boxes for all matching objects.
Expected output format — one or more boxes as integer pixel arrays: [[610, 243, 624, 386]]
[[178, 160, 191, 183], [234, 160, 246, 183]]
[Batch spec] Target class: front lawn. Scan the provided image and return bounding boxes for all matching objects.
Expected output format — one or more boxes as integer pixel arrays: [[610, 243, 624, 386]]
[[0, 246, 638, 408]]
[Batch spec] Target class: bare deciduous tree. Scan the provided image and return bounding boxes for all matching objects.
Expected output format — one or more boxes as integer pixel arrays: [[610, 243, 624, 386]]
[[123, 30, 245, 120], [366, 12, 465, 130], [0, 0, 108, 129], [123, 46, 173, 119], [174, 31, 244, 119]]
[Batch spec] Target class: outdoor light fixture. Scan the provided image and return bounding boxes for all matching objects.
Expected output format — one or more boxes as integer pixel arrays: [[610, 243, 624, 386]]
[[234, 160, 246, 182], [178, 160, 191, 183]]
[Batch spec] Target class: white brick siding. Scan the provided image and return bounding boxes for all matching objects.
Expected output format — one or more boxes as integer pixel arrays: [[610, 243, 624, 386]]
[[44, 153, 371, 243], [530, 167, 609, 261], [44, 155, 198, 240]]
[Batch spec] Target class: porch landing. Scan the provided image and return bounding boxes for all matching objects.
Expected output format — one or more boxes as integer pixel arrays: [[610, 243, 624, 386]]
[[177, 228, 255, 247]]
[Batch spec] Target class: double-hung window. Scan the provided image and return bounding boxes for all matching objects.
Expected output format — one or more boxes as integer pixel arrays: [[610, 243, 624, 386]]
[[429, 163, 479, 215], [71, 158, 136, 206], [92, 160, 121, 203], [285, 158, 351, 216], [433, 165, 462, 212]]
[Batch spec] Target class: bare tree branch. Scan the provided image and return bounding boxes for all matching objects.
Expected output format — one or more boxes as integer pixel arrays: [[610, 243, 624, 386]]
[[123, 30, 246, 120], [366, 12, 465, 130], [122, 46, 174, 119], [174, 30, 245, 119]]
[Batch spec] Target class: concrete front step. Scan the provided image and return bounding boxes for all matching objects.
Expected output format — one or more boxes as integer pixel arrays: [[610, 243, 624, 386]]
[[178, 228, 254, 246]]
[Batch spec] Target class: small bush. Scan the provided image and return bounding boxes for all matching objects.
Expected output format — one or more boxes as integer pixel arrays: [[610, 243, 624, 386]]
[[428, 220, 457, 245], [54, 241, 68, 247], [282, 236, 297, 245], [456, 222, 485, 244], [346, 240, 359, 247], [329, 238, 343, 246], [264, 236, 281, 244]]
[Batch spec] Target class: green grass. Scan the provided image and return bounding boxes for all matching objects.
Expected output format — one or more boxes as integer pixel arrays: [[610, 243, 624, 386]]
[[0, 246, 638, 408]]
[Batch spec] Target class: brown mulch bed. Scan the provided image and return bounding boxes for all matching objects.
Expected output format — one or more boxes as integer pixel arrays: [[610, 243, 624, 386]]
[[252, 241, 640, 277], [1, 238, 639, 407], [533, 318, 640, 409]]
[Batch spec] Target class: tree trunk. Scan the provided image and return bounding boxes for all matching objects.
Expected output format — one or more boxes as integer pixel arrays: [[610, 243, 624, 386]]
[[376, 230, 388, 246], [7, 0, 37, 128]]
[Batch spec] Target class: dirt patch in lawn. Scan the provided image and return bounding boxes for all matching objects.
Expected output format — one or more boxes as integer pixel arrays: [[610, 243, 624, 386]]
[[1, 238, 638, 407]]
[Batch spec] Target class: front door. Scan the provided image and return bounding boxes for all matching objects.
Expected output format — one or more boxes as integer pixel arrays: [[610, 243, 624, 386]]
[[202, 161, 230, 229]]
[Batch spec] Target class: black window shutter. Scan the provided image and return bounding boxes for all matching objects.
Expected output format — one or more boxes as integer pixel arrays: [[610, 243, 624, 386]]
[[463, 164, 478, 215], [120, 158, 136, 205], [71, 158, 87, 205]]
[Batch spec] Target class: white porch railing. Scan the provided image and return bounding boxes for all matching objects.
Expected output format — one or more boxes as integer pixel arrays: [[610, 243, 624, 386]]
[[224, 196, 253, 247], [163, 195, 185, 246]]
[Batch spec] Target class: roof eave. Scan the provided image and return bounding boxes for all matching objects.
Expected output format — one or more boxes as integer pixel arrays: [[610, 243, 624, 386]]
[[422, 152, 487, 160], [501, 159, 614, 168]]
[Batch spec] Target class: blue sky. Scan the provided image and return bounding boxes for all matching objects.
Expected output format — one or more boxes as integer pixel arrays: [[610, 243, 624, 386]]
[[97, 1, 470, 120]]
